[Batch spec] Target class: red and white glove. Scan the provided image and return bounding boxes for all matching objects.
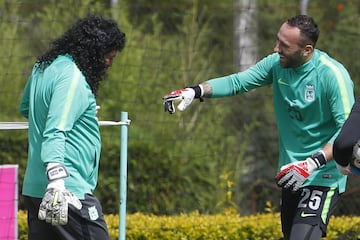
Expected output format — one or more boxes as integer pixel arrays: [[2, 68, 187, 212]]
[[276, 151, 326, 192], [163, 85, 203, 114]]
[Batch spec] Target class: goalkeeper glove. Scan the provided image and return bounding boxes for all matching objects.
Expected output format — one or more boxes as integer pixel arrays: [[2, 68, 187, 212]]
[[38, 163, 82, 225], [163, 85, 203, 114], [276, 151, 326, 192]]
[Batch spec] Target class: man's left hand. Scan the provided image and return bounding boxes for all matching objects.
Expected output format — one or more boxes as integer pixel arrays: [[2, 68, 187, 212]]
[[276, 152, 326, 192]]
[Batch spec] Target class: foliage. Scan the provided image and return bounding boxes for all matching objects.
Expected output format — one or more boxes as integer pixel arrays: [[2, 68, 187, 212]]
[[17, 210, 360, 240], [98, 0, 242, 214], [0, 1, 32, 120]]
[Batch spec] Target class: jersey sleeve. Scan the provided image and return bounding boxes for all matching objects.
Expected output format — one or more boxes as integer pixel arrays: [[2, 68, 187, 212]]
[[207, 53, 277, 98], [19, 78, 31, 118], [41, 63, 89, 165], [19, 67, 37, 118], [321, 57, 354, 145]]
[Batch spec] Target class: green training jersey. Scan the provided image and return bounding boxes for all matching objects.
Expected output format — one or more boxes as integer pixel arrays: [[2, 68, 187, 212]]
[[19, 54, 101, 200], [207, 49, 354, 193]]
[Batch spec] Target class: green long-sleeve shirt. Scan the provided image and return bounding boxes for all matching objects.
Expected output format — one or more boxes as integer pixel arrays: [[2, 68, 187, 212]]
[[208, 50, 354, 193], [19, 54, 100, 200]]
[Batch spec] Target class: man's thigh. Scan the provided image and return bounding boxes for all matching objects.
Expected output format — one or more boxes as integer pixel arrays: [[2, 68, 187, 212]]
[[24, 194, 110, 240], [291, 186, 340, 238]]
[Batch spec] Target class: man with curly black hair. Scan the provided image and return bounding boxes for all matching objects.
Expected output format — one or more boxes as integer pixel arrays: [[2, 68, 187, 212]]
[[19, 15, 126, 240]]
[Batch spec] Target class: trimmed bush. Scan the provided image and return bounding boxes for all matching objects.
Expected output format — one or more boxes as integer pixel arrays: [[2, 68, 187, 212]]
[[17, 210, 360, 239]]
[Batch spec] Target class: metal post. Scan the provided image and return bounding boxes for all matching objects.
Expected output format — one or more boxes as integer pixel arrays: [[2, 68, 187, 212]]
[[300, 0, 309, 14], [119, 112, 129, 240]]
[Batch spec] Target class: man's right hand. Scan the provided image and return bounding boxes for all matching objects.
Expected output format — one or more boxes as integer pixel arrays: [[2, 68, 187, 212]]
[[276, 152, 326, 192], [163, 88, 196, 114]]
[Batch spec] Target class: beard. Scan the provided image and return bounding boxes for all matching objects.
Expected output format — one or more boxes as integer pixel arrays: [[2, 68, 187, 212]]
[[279, 51, 304, 68]]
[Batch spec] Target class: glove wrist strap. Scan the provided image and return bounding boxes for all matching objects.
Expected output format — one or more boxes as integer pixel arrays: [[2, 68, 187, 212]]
[[47, 178, 65, 190], [311, 151, 327, 167], [189, 85, 203, 98], [46, 163, 69, 181]]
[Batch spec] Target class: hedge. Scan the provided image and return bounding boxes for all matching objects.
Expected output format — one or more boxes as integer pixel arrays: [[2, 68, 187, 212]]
[[17, 210, 360, 239]]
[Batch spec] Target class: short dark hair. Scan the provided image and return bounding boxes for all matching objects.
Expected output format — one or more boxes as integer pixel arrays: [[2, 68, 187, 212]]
[[287, 15, 319, 47], [37, 15, 126, 94]]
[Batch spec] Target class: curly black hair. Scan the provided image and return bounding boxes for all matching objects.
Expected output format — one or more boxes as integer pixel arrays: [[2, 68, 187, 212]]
[[37, 15, 126, 94]]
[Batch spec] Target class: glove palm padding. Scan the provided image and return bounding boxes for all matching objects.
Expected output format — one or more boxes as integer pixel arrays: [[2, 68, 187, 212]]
[[38, 164, 82, 225], [163, 88, 195, 114], [38, 186, 82, 225], [276, 156, 324, 192]]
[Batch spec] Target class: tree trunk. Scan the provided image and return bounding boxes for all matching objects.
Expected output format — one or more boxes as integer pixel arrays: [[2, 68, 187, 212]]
[[233, 0, 258, 72]]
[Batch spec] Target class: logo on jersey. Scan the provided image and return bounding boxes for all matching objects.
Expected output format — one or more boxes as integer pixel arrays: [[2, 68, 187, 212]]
[[278, 78, 289, 86], [300, 211, 317, 218], [88, 206, 99, 221], [305, 84, 315, 102]]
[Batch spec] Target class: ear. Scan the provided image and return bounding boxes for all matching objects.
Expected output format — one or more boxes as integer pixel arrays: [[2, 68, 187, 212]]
[[303, 44, 313, 57]]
